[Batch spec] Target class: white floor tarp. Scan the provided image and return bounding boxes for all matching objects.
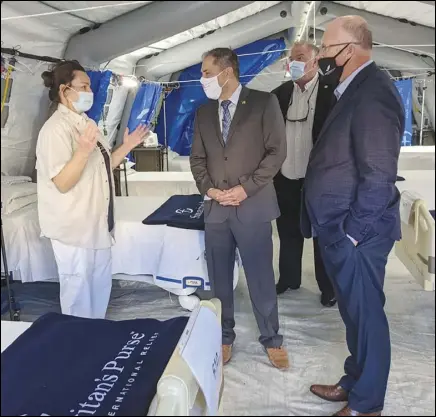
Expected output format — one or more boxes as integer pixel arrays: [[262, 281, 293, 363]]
[[2, 234, 434, 416]]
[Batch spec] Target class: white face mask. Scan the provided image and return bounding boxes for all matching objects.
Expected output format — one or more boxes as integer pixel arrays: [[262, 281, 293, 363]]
[[200, 70, 229, 100], [67, 87, 94, 113]]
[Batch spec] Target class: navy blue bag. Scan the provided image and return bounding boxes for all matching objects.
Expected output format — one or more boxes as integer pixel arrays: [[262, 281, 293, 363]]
[[1, 313, 188, 416], [143, 194, 205, 231]]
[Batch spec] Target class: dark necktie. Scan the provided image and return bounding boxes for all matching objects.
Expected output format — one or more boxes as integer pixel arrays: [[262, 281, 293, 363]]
[[221, 100, 232, 144]]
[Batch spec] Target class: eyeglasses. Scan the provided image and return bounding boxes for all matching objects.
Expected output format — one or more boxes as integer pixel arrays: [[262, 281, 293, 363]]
[[286, 78, 319, 123], [318, 42, 361, 55]]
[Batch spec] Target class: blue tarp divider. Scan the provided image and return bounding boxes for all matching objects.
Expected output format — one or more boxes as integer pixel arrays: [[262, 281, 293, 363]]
[[395, 78, 413, 146], [86, 70, 112, 123]]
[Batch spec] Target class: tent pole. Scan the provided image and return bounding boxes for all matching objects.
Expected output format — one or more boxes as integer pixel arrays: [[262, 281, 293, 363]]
[[1, 47, 61, 64]]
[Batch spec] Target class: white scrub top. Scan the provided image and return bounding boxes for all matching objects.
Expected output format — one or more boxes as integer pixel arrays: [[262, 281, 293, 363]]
[[36, 104, 115, 249]]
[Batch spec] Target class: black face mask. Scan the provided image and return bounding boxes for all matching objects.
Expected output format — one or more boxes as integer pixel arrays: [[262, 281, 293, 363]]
[[318, 44, 351, 86]]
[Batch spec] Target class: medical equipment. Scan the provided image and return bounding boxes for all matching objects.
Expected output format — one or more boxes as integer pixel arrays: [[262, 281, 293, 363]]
[[396, 191, 435, 291], [1, 299, 224, 416]]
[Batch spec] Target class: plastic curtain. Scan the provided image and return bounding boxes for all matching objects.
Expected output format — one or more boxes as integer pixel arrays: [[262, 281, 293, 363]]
[[155, 38, 286, 156], [127, 82, 164, 132], [86, 70, 112, 123], [395, 79, 413, 146]]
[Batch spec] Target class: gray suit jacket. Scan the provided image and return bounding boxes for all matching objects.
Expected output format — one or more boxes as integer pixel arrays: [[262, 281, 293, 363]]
[[190, 86, 286, 224]]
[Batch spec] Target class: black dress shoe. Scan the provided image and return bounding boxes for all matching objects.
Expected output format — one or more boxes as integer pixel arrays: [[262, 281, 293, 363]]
[[321, 293, 337, 307], [276, 281, 300, 295]]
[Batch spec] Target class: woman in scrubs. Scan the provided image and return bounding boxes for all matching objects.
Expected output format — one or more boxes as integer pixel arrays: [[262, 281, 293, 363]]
[[36, 60, 148, 319]]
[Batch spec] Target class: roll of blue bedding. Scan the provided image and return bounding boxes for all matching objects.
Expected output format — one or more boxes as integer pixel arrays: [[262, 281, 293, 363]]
[[1, 313, 188, 416], [143, 194, 205, 231]]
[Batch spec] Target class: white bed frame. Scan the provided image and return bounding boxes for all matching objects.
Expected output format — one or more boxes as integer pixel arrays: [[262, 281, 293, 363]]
[[396, 195, 435, 291], [1, 299, 224, 416], [151, 299, 223, 416]]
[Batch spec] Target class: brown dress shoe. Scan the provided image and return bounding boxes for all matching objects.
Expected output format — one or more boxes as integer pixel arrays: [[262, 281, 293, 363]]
[[222, 345, 233, 365], [266, 347, 290, 370], [310, 384, 349, 402], [333, 406, 381, 416]]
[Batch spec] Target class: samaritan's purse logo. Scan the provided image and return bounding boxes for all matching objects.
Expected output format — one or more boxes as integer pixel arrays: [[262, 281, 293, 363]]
[[175, 208, 194, 214], [175, 202, 204, 219]]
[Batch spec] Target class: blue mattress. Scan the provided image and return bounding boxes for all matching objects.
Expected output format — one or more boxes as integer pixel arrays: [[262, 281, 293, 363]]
[[1, 313, 188, 416], [430, 210, 435, 220]]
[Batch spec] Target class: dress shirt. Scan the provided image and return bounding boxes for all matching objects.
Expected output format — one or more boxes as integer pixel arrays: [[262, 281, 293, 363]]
[[281, 74, 319, 180], [205, 84, 242, 200], [218, 83, 243, 130], [334, 60, 374, 100]]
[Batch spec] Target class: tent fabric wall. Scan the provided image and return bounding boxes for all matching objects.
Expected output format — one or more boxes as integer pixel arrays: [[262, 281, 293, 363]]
[[86, 70, 113, 123], [155, 38, 286, 156], [1, 60, 51, 177]]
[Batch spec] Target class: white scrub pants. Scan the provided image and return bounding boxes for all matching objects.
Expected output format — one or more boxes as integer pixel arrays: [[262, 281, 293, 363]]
[[51, 240, 112, 319]]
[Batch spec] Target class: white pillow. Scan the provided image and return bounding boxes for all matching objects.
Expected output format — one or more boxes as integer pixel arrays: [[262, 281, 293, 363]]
[[1, 182, 37, 212], [2, 194, 37, 215], [0, 175, 32, 185]]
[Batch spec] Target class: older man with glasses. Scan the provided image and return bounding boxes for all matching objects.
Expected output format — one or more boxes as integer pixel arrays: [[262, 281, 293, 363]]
[[302, 16, 404, 416], [272, 41, 336, 307]]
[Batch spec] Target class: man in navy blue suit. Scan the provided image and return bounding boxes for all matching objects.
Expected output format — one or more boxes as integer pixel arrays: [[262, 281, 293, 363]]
[[302, 16, 405, 417]]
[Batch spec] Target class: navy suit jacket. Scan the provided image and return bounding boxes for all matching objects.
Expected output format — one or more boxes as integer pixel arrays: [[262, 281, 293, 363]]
[[302, 63, 405, 246]]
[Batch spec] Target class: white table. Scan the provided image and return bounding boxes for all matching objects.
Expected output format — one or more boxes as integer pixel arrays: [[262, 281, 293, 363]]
[[122, 171, 198, 197]]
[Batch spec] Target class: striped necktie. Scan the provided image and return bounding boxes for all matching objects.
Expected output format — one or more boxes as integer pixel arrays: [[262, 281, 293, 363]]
[[221, 100, 232, 144]]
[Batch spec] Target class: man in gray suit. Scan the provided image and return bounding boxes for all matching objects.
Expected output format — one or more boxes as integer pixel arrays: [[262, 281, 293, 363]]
[[190, 48, 288, 370]]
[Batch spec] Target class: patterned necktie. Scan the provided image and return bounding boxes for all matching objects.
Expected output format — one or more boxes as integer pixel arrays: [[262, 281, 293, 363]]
[[221, 100, 232, 144]]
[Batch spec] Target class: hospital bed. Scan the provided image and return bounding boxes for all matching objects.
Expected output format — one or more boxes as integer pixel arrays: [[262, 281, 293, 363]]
[[2, 195, 238, 311], [1, 299, 224, 416], [1, 202, 58, 283], [113, 196, 239, 310], [396, 191, 435, 291]]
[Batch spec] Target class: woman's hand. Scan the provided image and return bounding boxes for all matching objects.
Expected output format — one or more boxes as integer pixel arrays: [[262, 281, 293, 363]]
[[123, 124, 149, 151], [76, 121, 99, 157]]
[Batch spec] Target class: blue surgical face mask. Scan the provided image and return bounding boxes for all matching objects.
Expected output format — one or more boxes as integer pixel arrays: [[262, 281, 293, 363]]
[[67, 87, 94, 113], [288, 60, 306, 81]]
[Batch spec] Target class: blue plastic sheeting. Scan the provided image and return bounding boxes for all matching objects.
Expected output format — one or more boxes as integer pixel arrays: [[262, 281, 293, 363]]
[[86, 70, 112, 123], [395, 79, 413, 146], [127, 82, 164, 133], [155, 38, 286, 156]]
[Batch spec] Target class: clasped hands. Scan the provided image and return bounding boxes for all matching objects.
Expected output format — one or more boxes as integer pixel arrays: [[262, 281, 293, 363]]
[[207, 186, 248, 206]]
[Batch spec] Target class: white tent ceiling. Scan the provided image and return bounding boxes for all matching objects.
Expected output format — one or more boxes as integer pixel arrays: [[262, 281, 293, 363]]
[[1, 1, 434, 71], [335, 1, 435, 28], [1, 0, 434, 178]]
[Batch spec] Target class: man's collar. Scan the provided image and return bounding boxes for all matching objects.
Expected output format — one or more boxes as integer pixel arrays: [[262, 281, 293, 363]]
[[296, 74, 319, 93], [335, 60, 374, 100], [220, 83, 242, 105]]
